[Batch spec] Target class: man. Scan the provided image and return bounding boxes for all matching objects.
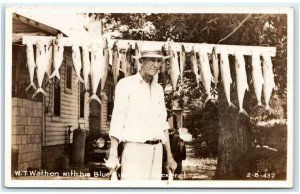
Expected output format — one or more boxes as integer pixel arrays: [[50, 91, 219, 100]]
[[105, 49, 177, 180]]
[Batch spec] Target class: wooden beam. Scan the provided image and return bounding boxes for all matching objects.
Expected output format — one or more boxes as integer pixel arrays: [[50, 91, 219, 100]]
[[21, 35, 277, 57], [110, 39, 277, 57]]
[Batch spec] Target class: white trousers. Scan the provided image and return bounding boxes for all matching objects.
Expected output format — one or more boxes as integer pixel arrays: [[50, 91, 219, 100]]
[[121, 142, 163, 180]]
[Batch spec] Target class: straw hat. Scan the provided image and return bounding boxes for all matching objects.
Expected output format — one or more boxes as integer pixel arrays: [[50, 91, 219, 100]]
[[132, 50, 170, 59]]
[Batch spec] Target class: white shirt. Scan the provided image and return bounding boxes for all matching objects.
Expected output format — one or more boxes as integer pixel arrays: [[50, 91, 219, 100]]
[[109, 73, 169, 143]]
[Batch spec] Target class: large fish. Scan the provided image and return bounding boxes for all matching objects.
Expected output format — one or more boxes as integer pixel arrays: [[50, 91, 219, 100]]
[[262, 51, 275, 112], [179, 44, 186, 83], [168, 41, 180, 90], [251, 51, 264, 106], [88, 44, 103, 104], [198, 49, 214, 106], [124, 44, 132, 77], [220, 50, 236, 109], [235, 53, 249, 116], [212, 46, 219, 87], [120, 48, 128, 77], [100, 39, 109, 101], [71, 44, 84, 84], [119, 52, 126, 78], [25, 43, 37, 92], [82, 44, 91, 91], [32, 41, 47, 99], [134, 42, 142, 72], [111, 171, 118, 181], [111, 41, 119, 86], [190, 46, 200, 86], [49, 34, 64, 80], [160, 44, 169, 89], [45, 43, 53, 81]]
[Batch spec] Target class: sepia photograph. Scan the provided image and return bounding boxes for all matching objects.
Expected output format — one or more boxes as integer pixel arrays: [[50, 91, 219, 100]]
[[4, 5, 293, 188]]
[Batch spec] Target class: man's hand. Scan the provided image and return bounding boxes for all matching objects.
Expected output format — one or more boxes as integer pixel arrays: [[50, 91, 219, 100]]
[[166, 156, 177, 172], [104, 154, 120, 171]]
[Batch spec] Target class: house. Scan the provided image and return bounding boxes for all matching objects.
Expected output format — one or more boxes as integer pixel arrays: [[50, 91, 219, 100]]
[[11, 13, 114, 173]]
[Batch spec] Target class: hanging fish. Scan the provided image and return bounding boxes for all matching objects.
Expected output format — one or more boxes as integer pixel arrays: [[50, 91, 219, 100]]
[[82, 44, 91, 91], [119, 52, 126, 78], [134, 42, 142, 72], [198, 49, 214, 106], [179, 44, 186, 82], [111, 41, 119, 86], [168, 170, 174, 183], [32, 41, 47, 99], [25, 43, 37, 93], [160, 44, 169, 89], [45, 43, 53, 81], [108, 44, 113, 67], [88, 44, 103, 104], [220, 50, 236, 109], [100, 39, 109, 101], [120, 48, 127, 77], [111, 171, 118, 181], [168, 41, 180, 90], [235, 53, 249, 116], [262, 51, 275, 113], [71, 43, 84, 84], [124, 44, 132, 77], [251, 51, 264, 106], [104, 158, 120, 180], [49, 34, 64, 80], [212, 46, 219, 87], [191, 46, 200, 86]]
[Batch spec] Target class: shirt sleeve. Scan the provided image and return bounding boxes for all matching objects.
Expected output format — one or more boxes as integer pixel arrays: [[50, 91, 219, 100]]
[[109, 79, 128, 142]]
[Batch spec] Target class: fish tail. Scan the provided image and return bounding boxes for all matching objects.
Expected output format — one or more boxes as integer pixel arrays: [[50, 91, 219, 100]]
[[25, 82, 37, 93], [101, 92, 108, 101], [46, 75, 52, 84], [203, 96, 215, 107], [76, 75, 84, 84], [265, 104, 272, 115], [88, 94, 102, 104], [239, 108, 249, 117], [229, 102, 237, 109], [49, 69, 60, 80], [32, 88, 47, 99]]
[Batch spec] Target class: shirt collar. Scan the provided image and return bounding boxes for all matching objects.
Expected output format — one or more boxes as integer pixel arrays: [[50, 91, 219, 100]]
[[134, 72, 158, 85]]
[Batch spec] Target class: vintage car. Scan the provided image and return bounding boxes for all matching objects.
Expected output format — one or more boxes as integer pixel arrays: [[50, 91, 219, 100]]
[[85, 132, 111, 177]]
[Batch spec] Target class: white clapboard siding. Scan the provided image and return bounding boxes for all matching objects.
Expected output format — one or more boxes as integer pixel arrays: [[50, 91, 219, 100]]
[[44, 49, 90, 147]]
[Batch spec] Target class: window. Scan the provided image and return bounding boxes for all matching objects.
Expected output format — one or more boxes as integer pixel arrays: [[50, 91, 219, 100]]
[[53, 79, 61, 116], [107, 84, 114, 121], [65, 60, 72, 91], [79, 83, 85, 118]]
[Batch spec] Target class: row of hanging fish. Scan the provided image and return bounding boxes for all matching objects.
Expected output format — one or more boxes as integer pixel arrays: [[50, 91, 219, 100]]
[[166, 41, 275, 116], [25, 37, 275, 112], [25, 34, 64, 99], [220, 49, 275, 116], [25, 35, 110, 104]]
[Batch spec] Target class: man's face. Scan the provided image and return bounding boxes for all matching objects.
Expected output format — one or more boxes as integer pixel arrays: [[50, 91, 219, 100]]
[[140, 57, 163, 76]]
